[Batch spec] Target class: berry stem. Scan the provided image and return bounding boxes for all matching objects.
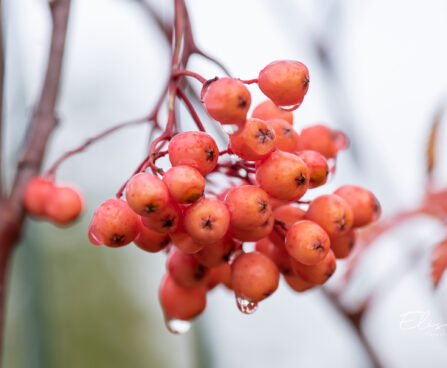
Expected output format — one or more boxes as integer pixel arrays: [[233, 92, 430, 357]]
[[176, 88, 206, 132], [46, 116, 149, 177], [115, 154, 151, 198], [172, 69, 207, 84], [239, 78, 258, 85]]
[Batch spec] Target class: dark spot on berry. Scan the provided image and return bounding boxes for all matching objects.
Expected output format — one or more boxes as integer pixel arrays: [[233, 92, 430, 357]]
[[202, 216, 213, 229], [237, 95, 248, 108], [256, 128, 273, 144], [303, 75, 309, 89], [223, 250, 232, 262], [282, 268, 291, 275], [325, 169, 329, 176], [257, 200, 267, 213], [112, 234, 125, 244], [206, 148, 215, 162], [335, 215, 347, 231], [312, 242, 324, 251], [194, 265, 206, 280], [162, 215, 176, 228], [263, 290, 273, 298], [295, 173, 306, 186], [145, 203, 158, 213], [373, 201, 379, 213], [282, 127, 292, 136], [349, 240, 355, 249], [161, 236, 170, 247]]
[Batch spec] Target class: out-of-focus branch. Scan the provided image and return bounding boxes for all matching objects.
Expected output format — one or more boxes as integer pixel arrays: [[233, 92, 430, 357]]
[[0, 0, 72, 359], [0, 0, 4, 196]]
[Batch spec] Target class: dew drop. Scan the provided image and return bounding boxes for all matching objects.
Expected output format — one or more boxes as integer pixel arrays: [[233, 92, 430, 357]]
[[88, 226, 103, 246], [221, 124, 240, 135], [165, 318, 191, 334], [236, 296, 258, 314], [279, 103, 300, 112]]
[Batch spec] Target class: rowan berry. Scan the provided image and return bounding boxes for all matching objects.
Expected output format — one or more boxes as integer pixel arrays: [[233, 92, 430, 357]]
[[194, 235, 236, 267], [291, 249, 336, 285], [266, 119, 299, 153], [305, 194, 354, 237], [229, 118, 276, 161], [285, 220, 330, 265], [230, 214, 274, 242], [170, 223, 205, 254], [167, 248, 210, 289], [159, 273, 207, 321], [256, 150, 309, 200], [141, 199, 181, 234], [296, 150, 329, 188], [125, 172, 169, 216], [255, 237, 272, 255], [183, 197, 230, 244], [231, 251, 279, 303], [269, 204, 305, 248], [252, 100, 293, 125], [334, 185, 381, 227], [203, 78, 251, 125], [163, 165, 205, 204], [269, 244, 293, 275], [225, 185, 272, 230], [45, 185, 83, 225], [89, 198, 139, 247], [284, 273, 315, 292], [168, 131, 219, 175], [207, 262, 232, 290], [330, 230, 356, 259], [23, 176, 54, 217], [258, 60, 309, 107], [134, 216, 170, 253], [297, 124, 347, 159]]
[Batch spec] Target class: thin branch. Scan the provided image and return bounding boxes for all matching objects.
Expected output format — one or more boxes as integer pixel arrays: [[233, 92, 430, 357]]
[[176, 87, 205, 132]]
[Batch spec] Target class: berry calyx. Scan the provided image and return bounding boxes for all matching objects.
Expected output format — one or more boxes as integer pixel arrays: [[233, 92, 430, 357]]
[[266, 118, 299, 152]]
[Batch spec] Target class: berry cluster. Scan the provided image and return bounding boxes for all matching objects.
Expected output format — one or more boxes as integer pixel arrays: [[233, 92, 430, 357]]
[[23, 60, 381, 334]]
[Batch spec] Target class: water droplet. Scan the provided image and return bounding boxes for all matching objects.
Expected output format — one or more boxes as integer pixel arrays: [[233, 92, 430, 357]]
[[221, 124, 240, 135], [279, 103, 300, 112], [88, 226, 103, 245], [165, 318, 191, 334], [236, 296, 258, 314], [228, 249, 243, 265]]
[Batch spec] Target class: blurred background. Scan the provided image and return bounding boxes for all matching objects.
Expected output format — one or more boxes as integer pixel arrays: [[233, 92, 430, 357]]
[[3, 0, 447, 367]]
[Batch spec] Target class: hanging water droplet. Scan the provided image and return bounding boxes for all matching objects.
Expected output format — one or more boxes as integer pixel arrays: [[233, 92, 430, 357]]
[[221, 124, 240, 135], [278, 103, 300, 112], [165, 318, 191, 334], [88, 227, 102, 245], [236, 296, 258, 314]]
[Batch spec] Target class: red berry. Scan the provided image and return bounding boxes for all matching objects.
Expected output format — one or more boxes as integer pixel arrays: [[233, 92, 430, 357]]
[[23, 176, 54, 217], [159, 273, 207, 321], [231, 251, 279, 302], [331, 230, 356, 259], [285, 220, 330, 265], [255, 237, 272, 255], [168, 131, 218, 175], [269, 204, 305, 248], [297, 125, 348, 159], [89, 198, 139, 247], [141, 199, 181, 234], [170, 223, 206, 254], [269, 244, 293, 275], [163, 165, 205, 204], [296, 150, 329, 188], [258, 60, 309, 107], [125, 172, 169, 216], [194, 235, 236, 268], [167, 248, 210, 289], [284, 273, 314, 292], [231, 214, 274, 242], [266, 119, 299, 152], [291, 249, 336, 285], [203, 78, 251, 125], [229, 118, 276, 161], [305, 194, 354, 237], [256, 150, 309, 200], [225, 185, 272, 230], [334, 185, 381, 227], [45, 185, 83, 225], [183, 197, 230, 244], [134, 216, 170, 253], [252, 100, 293, 125], [207, 263, 232, 290]]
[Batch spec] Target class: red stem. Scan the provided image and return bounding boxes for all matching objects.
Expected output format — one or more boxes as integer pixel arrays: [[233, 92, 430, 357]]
[[239, 78, 258, 84], [176, 88, 206, 132], [172, 69, 206, 84]]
